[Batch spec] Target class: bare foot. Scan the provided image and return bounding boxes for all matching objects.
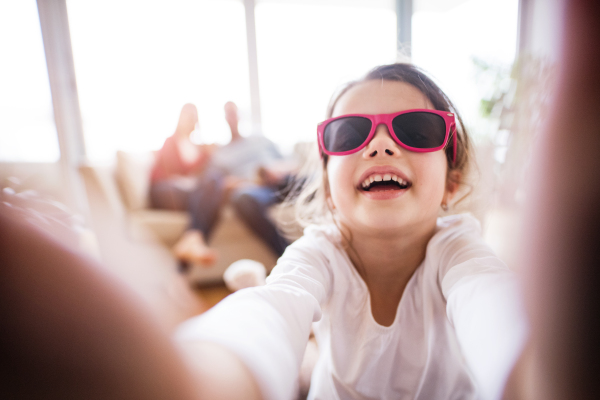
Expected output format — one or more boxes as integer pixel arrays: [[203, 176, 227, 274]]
[[173, 230, 217, 267]]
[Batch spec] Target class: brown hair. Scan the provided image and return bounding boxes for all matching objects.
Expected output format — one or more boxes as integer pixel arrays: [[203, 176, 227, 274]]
[[286, 63, 474, 229]]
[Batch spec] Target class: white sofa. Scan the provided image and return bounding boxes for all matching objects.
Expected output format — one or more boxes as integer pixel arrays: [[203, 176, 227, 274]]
[[79, 150, 287, 285]]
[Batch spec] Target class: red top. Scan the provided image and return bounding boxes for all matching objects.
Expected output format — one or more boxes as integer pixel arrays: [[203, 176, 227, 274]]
[[150, 136, 209, 183]]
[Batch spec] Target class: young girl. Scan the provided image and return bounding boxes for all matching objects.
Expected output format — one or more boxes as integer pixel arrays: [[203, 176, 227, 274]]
[[176, 63, 527, 400]]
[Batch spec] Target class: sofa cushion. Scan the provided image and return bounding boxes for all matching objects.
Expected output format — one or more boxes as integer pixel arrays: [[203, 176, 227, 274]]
[[129, 209, 189, 246], [116, 151, 155, 211]]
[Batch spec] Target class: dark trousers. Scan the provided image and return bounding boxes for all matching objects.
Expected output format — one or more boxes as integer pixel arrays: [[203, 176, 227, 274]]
[[149, 169, 289, 256], [229, 185, 289, 257]]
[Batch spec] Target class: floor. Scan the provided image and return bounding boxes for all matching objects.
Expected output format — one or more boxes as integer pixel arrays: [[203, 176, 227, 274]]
[[194, 283, 232, 309]]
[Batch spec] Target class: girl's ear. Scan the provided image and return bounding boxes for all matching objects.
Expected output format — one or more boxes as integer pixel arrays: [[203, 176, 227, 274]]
[[443, 170, 461, 206], [327, 196, 336, 211]]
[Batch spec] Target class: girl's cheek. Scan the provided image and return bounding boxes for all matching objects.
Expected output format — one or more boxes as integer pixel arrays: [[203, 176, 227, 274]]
[[326, 170, 341, 205], [425, 155, 450, 202], [326, 159, 352, 209], [326, 160, 339, 191], [404, 154, 445, 211]]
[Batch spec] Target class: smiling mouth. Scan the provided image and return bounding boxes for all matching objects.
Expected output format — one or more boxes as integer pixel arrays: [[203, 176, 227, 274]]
[[360, 174, 412, 192]]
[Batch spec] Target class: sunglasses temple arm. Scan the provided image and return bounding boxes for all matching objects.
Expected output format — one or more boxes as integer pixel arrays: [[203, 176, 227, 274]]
[[452, 126, 457, 165], [317, 128, 323, 159]]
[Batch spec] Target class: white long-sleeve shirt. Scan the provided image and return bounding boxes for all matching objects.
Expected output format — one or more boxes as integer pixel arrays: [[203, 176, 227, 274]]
[[176, 214, 528, 400]]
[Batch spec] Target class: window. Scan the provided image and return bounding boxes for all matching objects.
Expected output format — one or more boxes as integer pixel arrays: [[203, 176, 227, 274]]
[[0, 1, 59, 162], [67, 0, 251, 160], [255, 0, 397, 152], [412, 0, 519, 140]]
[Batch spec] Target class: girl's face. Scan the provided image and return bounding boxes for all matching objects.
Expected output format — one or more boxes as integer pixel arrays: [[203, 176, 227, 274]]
[[326, 80, 456, 236]]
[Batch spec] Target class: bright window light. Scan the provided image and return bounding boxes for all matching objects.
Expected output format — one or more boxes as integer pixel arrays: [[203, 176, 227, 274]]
[[412, 0, 519, 140], [0, 1, 59, 162], [66, 0, 251, 161], [255, 1, 397, 152]]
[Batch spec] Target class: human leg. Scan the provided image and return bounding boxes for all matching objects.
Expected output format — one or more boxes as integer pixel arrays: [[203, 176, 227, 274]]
[[230, 185, 289, 257], [186, 168, 228, 241], [173, 169, 228, 266], [149, 179, 188, 211]]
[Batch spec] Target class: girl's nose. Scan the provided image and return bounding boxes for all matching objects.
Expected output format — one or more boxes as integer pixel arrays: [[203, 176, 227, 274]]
[[362, 124, 401, 158]]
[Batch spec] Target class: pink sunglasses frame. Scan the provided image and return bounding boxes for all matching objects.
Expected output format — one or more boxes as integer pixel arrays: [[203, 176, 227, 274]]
[[317, 109, 457, 163]]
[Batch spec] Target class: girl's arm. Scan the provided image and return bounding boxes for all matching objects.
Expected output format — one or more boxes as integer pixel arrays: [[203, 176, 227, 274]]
[[435, 216, 528, 400], [519, 0, 600, 397], [0, 206, 199, 400], [180, 342, 263, 400], [175, 230, 333, 400]]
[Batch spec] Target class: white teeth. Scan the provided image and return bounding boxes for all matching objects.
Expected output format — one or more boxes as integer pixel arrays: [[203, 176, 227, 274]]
[[361, 173, 409, 190]]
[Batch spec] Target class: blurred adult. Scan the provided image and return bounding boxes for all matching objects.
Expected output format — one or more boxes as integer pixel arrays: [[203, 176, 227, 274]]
[[150, 102, 294, 268], [149, 103, 218, 266], [211, 101, 293, 257]]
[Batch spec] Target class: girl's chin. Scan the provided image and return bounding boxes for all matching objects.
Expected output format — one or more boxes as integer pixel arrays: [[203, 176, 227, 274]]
[[349, 208, 439, 234], [355, 214, 414, 232]]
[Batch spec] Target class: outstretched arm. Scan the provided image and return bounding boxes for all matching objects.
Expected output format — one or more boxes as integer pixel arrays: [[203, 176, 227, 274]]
[[181, 342, 263, 400], [517, 1, 600, 398], [0, 206, 198, 400], [176, 234, 332, 400], [435, 217, 528, 400]]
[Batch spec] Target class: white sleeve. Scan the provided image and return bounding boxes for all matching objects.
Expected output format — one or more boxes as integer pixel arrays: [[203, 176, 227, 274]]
[[440, 227, 528, 400], [175, 233, 333, 400]]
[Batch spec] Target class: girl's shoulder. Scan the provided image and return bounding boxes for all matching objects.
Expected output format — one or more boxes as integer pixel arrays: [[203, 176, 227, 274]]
[[268, 224, 342, 300], [429, 213, 495, 263], [429, 213, 503, 279], [436, 212, 481, 232], [278, 223, 344, 268], [302, 223, 343, 243], [433, 213, 483, 245], [282, 224, 343, 257]]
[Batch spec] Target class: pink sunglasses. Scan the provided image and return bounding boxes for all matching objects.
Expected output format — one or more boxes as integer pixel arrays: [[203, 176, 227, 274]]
[[317, 109, 457, 163]]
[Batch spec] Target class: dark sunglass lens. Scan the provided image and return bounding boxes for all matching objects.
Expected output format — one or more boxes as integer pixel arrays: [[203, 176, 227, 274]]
[[391, 112, 446, 149], [323, 117, 372, 153]]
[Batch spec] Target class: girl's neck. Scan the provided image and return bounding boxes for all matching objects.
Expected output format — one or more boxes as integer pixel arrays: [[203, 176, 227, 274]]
[[344, 220, 436, 277], [342, 218, 438, 326]]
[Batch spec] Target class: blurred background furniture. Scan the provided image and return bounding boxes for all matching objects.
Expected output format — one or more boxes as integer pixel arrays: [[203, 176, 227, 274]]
[[79, 150, 280, 285]]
